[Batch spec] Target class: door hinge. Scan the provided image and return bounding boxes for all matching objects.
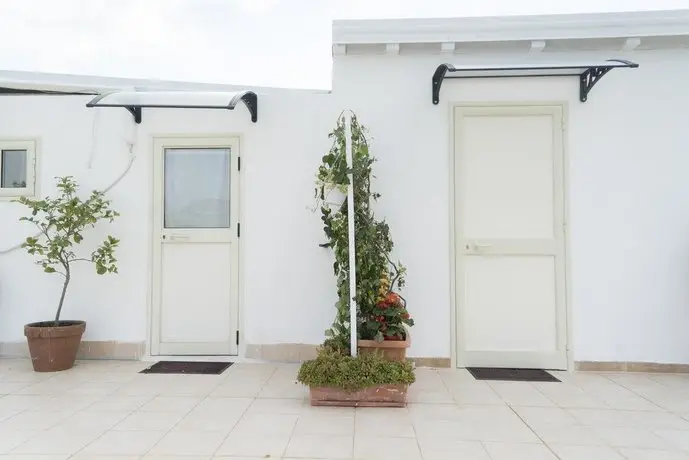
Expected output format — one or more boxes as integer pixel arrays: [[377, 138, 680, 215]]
[[237, 223, 241, 237], [236, 331, 240, 345], [238, 156, 241, 171]]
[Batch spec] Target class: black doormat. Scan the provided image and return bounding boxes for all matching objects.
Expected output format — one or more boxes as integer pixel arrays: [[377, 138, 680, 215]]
[[140, 361, 233, 375], [467, 367, 560, 382]]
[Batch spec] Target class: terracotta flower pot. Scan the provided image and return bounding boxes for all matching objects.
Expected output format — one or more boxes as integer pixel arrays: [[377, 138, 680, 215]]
[[309, 384, 408, 407], [358, 331, 411, 362], [24, 321, 86, 372]]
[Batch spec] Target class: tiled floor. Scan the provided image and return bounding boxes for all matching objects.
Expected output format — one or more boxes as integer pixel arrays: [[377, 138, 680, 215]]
[[1, 359, 689, 459]]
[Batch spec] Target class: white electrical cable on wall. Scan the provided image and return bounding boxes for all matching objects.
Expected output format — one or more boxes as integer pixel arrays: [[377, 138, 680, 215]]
[[0, 112, 138, 255]]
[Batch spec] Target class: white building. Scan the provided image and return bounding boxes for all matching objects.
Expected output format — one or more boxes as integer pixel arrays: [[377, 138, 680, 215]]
[[1, 9, 689, 371]]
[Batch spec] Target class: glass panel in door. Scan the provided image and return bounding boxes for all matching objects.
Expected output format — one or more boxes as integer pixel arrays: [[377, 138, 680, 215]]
[[163, 148, 231, 229]]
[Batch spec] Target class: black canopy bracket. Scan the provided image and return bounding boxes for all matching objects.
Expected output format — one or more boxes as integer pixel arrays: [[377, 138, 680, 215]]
[[125, 106, 142, 124], [432, 59, 639, 105], [579, 67, 613, 102], [86, 90, 259, 124]]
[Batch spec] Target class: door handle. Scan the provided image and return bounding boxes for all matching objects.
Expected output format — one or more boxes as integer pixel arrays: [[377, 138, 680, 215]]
[[164, 234, 190, 241], [465, 243, 492, 251]]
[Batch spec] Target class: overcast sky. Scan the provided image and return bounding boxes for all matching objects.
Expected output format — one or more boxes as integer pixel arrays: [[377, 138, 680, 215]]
[[0, 0, 687, 89]]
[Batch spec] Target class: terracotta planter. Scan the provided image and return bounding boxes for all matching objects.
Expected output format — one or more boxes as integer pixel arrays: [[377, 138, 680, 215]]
[[309, 384, 408, 407], [24, 320, 86, 372], [358, 332, 411, 362]]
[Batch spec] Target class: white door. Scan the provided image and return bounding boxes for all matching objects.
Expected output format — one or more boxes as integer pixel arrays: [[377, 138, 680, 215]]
[[454, 105, 567, 370], [151, 137, 240, 356]]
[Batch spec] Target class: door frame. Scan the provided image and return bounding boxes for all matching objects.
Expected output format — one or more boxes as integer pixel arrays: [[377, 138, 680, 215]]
[[446, 101, 573, 371], [148, 133, 243, 357]]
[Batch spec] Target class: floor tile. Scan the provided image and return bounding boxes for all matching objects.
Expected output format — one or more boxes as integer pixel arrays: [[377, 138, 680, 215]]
[[568, 408, 637, 426], [143, 456, 210, 460], [530, 424, 606, 446], [417, 438, 489, 459], [654, 430, 689, 451], [0, 383, 32, 395], [284, 434, 353, 459], [483, 442, 558, 459], [0, 410, 72, 430], [0, 431, 38, 455], [0, 456, 69, 459], [11, 427, 103, 455], [59, 410, 131, 432], [293, 411, 355, 435], [173, 409, 243, 432], [618, 448, 689, 459], [208, 383, 261, 398], [139, 395, 203, 413], [355, 411, 415, 438], [353, 436, 422, 460], [408, 403, 464, 422], [595, 426, 673, 449], [512, 406, 579, 427], [2, 359, 689, 460], [414, 419, 477, 440], [88, 395, 154, 411], [450, 384, 505, 405], [245, 397, 306, 414], [113, 410, 185, 431], [215, 432, 290, 457], [231, 412, 298, 436], [192, 397, 253, 415], [474, 421, 541, 443], [407, 388, 455, 404], [81, 430, 166, 455], [548, 444, 626, 459], [256, 382, 308, 399], [147, 429, 227, 456], [71, 455, 141, 460], [488, 382, 556, 406], [65, 382, 123, 396]]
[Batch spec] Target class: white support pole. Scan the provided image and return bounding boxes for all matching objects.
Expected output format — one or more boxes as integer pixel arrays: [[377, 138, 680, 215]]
[[345, 113, 358, 357]]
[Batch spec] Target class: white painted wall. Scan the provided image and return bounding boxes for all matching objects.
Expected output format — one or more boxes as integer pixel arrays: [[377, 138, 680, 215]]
[[0, 91, 341, 350], [2, 45, 689, 364], [332, 48, 689, 363]]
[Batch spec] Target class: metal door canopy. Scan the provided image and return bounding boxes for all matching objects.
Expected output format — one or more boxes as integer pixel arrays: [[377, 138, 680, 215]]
[[432, 59, 639, 104], [86, 90, 258, 123]]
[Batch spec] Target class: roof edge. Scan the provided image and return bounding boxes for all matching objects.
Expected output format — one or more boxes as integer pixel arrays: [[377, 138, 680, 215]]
[[0, 69, 331, 95], [332, 9, 689, 44]]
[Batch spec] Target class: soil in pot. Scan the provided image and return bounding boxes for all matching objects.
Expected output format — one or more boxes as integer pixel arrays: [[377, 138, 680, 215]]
[[24, 320, 86, 372]]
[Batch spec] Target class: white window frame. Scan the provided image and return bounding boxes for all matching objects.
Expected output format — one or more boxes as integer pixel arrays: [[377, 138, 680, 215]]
[[0, 140, 37, 199]]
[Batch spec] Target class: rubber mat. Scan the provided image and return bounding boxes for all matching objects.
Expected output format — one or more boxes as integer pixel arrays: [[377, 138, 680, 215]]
[[139, 361, 233, 375], [467, 367, 560, 382]]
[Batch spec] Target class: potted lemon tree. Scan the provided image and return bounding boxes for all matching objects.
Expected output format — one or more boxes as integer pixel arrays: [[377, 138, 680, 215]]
[[298, 112, 415, 407], [16, 176, 119, 372]]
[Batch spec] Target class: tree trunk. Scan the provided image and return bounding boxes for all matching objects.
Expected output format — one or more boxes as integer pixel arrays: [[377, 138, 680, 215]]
[[55, 266, 70, 325]]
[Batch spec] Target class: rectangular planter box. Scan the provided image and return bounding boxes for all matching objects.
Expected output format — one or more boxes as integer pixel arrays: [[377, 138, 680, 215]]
[[309, 384, 408, 407]]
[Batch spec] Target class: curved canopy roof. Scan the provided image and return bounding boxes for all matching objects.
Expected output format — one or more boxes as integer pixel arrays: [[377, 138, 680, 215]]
[[86, 90, 258, 123]]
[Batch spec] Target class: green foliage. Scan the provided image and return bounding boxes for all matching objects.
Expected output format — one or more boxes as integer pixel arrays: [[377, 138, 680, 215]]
[[15, 176, 120, 323], [297, 346, 416, 391], [315, 112, 412, 350]]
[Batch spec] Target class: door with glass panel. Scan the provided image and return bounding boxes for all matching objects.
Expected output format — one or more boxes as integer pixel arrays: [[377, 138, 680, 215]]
[[151, 137, 239, 355]]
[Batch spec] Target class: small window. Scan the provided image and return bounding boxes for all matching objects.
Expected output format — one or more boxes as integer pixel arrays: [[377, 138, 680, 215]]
[[0, 140, 36, 198]]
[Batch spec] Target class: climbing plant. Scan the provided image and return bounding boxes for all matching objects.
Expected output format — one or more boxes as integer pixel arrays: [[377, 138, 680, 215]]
[[315, 112, 413, 353]]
